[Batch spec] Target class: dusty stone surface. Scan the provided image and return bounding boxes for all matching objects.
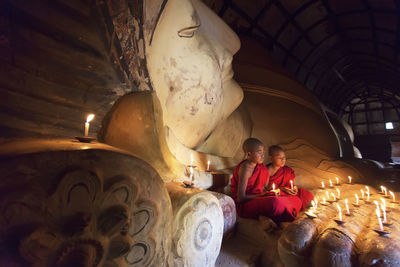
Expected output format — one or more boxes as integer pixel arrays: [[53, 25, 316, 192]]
[[0, 139, 172, 266]]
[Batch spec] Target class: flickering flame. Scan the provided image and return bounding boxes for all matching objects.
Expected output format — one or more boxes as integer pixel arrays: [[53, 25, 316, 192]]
[[348, 176, 352, 183], [365, 186, 370, 195], [322, 197, 327, 204], [381, 185, 385, 193], [384, 187, 388, 197], [207, 160, 210, 171], [326, 191, 330, 200], [380, 203, 387, 223], [290, 180, 294, 190], [336, 204, 342, 221], [336, 177, 340, 185], [373, 200, 380, 210], [345, 199, 350, 215], [360, 189, 365, 199], [86, 114, 95, 123], [380, 198, 386, 210], [312, 200, 317, 212], [366, 191, 370, 201], [376, 208, 384, 231], [321, 181, 325, 188], [336, 188, 340, 199], [331, 192, 336, 201], [355, 193, 359, 205], [329, 179, 333, 187], [189, 166, 194, 183], [272, 183, 275, 191], [390, 191, 395, 202]]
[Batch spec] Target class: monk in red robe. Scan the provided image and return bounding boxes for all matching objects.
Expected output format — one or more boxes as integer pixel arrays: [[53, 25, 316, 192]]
[[231, 138, 310, 226], [266, 145, 314, 217]]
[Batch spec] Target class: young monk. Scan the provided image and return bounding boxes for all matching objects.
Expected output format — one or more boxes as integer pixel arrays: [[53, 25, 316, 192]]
[[230, 138, 307, 226], [266, 145, 314, 216]]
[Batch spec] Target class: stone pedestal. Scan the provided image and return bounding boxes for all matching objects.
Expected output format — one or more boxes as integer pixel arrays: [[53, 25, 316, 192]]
[[0, 139, 172, 267]]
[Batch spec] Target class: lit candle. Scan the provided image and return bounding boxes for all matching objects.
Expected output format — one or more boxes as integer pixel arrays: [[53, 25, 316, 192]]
[[189, 166, 194, 184], [389, 191, 396, 202], [290, 180, 294, 190], [348, 176, 352, 184], [376, 208, 384, 231], [384, 187, 388, 197], [312, 200, 317, 212], [365, 186, 370, 195], [366, 191, 370, 201], [380, 198, 386, 210], [326, 191, 330, 200], [322, 197, 327, 205], [355, 193, 359, 205], [336, 204, 342, 221], [345, 199, 350, 215], [360, 189, 365, 199], [331, 192, 336, 202], [373, 200, 380, 210], [336, 188, 340, 199], [272, 183, 277, 196], [336, 177, 340, 185], [381, 203, 387, 223], [380, 186, 385, 194], [84, 114, 95, 136], [329, 179, 333, 187], [207, 160, 210, 171], [321, 181, 325, 188]]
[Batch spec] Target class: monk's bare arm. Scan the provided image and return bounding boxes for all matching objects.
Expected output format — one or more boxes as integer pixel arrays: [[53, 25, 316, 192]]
[[237, 162, 265, 203]]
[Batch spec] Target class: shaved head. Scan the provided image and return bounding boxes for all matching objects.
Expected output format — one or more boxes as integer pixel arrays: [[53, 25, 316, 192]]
[[268, 145, 284, 156], [243, 138, 264, 153]]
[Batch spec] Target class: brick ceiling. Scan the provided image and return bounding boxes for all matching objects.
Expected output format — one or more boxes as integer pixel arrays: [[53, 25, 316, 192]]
[[203, 0, 400, 116]]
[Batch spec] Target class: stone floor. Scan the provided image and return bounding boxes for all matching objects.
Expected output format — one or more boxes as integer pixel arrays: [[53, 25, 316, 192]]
[[216, 217, 287, 267]]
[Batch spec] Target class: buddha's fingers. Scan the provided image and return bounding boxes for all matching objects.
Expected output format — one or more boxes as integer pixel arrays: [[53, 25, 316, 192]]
[[312, 228, 356, 267]]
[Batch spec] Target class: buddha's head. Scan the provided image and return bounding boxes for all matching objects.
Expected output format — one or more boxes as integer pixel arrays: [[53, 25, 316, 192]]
[[147, 0, 243, 149]]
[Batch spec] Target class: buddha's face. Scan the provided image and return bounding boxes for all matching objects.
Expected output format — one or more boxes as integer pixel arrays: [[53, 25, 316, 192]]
[[147, 0, 243, 149]]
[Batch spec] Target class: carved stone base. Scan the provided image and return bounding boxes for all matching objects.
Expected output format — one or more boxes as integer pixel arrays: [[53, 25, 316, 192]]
[[166, 182, 224, 267], [0, 139, 172, 267]]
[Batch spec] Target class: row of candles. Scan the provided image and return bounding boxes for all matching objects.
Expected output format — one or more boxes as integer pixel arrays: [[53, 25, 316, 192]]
[[308, 177, 398, 235]]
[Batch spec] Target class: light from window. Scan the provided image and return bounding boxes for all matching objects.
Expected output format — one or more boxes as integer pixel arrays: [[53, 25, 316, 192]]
[[385, 122, 394, 130]]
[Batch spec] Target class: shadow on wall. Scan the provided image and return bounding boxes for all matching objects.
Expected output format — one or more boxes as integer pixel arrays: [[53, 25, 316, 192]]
[[355, 134, 392, 162]]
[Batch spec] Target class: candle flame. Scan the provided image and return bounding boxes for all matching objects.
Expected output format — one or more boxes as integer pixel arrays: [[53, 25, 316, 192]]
[[207, 160, 210, 171], [348, 176, 352, 183], [355, 193, 359, 205], [336, 177, 339, 185], [373, 200, 379, 210], [329, 179, 333, 187], [321, 181, 325, 188], [336, 188, 340, 198], [331, 192, 336, 201], [376, 208, 384, 231], [390, 191, 395, 202], [345, 199, 350, 214], [290, 180, 294, 190], [336, 204, 342, 221], [365, 186, 370, 194], [380, 203, 387, 223], [360, 189, 364, 199], [326, 191, 330, 199], [272, 183, 275, 191], [322, 197, 327, 204], [86, 114, 95, 123], [381, 185, 385, 193]]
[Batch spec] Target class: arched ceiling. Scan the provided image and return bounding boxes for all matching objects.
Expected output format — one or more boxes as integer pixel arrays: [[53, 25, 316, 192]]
[[203, 0, 400, 115]]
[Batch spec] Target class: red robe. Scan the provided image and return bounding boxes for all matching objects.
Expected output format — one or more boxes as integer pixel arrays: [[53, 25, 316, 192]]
[[231, 161, 311, 223], [268, 165, 314, 211]]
